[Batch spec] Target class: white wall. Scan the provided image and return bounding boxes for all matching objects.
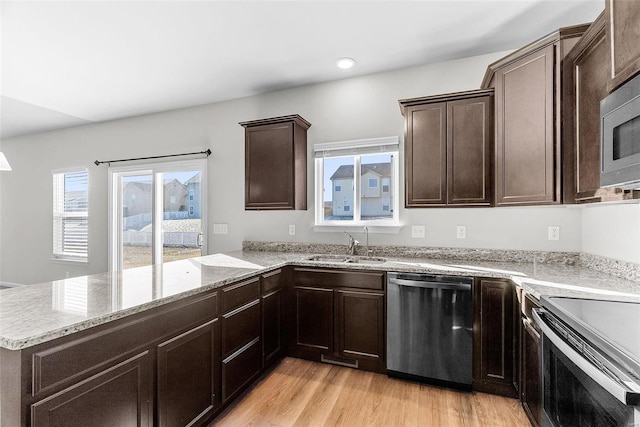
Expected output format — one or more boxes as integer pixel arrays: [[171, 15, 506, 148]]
[[1, 49, 625, 285], [581, 202, 640, 264]]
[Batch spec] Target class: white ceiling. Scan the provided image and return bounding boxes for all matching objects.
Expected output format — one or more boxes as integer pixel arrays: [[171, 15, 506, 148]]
[[0, 0, 604, 140]]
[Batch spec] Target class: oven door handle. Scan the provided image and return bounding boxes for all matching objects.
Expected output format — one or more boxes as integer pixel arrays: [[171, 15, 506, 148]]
[[533, 309, 640, 405]]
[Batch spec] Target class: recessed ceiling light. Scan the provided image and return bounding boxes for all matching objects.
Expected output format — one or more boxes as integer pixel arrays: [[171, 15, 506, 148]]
[[335, 57, 356, 70]]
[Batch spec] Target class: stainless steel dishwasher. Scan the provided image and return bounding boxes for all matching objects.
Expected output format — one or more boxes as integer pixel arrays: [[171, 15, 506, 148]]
[[387, 272, 473, 389]]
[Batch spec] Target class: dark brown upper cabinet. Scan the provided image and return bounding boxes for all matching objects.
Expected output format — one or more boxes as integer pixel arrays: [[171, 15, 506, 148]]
[[240, 115, 311, 210], [563, 13, 639, 204], [399, 89, 493, 207], [563, 14, 609, 204], [606, 0, 640, 92], [481, 25, 588, 206]]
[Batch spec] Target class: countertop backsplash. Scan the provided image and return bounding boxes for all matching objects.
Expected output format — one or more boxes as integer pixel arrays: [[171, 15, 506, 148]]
[[242, 241, 582, 265], [243, 241, 640, 283]]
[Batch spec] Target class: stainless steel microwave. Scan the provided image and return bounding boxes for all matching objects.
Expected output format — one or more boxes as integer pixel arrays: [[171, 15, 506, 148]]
[[601, 72, 640, 189]]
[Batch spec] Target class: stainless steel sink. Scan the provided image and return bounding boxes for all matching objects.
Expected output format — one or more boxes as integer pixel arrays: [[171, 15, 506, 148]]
[[305, 255, 351, 263], [304, 255, 387, 264], [346, 257, 387, 264]]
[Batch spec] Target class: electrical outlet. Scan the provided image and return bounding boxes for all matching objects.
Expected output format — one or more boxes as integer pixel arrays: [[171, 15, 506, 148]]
[[213, 223, 228, 234], [456, 225, 467, 239], [548, 226, 560, 241], [289, 224, 296, 236], [411, 225, 425, 238]]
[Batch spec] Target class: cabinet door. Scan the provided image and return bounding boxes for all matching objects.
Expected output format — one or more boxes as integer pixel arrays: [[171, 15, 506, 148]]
[[157, 319, 220, 427], [404, 102, 447, 206], [335, 290, 385, 373], [290, 286, 334, 358], [521, 318, 542, 427], [563, 16, 615, 203], [31, 351, 152, 427], [606, 0, 640, 91], [447, 96, 492, 205], [245, 122, 295, 209], [473, 278, 517, 397], [262, 288, 283, 368], [495, 44, 558, 206]]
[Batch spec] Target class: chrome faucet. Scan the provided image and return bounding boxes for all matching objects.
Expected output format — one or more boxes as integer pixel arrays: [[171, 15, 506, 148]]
[[344, 231, 359, 255], [364, 226, 371, 256]]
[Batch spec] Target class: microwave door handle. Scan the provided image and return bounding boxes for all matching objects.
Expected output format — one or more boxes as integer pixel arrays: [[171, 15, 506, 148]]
[[533, 309, 640, 405]]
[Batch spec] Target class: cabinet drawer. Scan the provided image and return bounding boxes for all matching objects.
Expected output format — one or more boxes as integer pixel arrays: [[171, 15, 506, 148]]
[[261, 269, 282, 294], [221, 338, 262, 403], [222, 277, 261, 313], [221, 300, 261, 358], [293, 268, 384, 291]]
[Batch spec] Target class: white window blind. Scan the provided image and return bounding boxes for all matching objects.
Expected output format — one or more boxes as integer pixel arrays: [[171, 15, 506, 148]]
[[313, 136, 399, 158], [53, 169, 89, 261]]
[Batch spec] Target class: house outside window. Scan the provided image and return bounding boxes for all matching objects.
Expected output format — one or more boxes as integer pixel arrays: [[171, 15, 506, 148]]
[[52, 168, 89, 262], [314, 136, 399, 227]]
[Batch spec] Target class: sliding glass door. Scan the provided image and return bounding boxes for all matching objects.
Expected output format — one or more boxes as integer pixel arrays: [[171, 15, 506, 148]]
[[109, 160, 207, 271]]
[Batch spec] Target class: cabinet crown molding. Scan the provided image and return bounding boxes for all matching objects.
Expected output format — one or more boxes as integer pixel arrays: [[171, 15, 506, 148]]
[[239, 114, 311, 129], [481, 23, 590, 89], [398, 88, 494, 115]]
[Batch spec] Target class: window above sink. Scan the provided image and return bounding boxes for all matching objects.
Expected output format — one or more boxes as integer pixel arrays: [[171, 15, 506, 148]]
[[313, 137, 400, 232]]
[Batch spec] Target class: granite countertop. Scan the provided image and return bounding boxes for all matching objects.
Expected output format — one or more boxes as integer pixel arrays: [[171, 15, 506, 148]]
[[1, 250, 639, 351]]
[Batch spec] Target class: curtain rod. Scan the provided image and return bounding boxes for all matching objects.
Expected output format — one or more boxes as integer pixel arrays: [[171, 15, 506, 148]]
[[94, 149, 212, 166]]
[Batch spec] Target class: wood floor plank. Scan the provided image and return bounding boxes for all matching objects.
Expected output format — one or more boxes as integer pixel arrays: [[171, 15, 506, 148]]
[[210, 358, 531, 427]]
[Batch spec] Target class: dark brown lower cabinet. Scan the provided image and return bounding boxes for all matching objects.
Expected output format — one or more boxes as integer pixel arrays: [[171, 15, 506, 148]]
[[262, 288, 283, 368], [289, 268, 386, 373], [335, 289, 385, 372], [31, 351, 152, 427], [290, 286, 334, 357], [220, 299, 262, 404], [521, 318, 542, 426], [221, 338, 262, 403], [157, 319, 220, 427], [520, 294, 542, 426], [473, 278, 518, 398]]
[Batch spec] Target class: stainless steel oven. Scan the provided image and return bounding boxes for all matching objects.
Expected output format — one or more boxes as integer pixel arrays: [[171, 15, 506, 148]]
[[533, 297, 640, 427], [601, 72, 640, 189]]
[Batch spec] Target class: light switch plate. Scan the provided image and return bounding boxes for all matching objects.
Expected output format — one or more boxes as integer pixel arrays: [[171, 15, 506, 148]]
[[456, 225, 467, 239], [213, 223, 228, 234], [411, 225, 425, 238]]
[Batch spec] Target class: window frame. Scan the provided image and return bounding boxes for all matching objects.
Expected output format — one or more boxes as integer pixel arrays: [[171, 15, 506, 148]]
[[52, 168, 89, 264], [313, 136, 400, 231], [108, 159, 207, 272]]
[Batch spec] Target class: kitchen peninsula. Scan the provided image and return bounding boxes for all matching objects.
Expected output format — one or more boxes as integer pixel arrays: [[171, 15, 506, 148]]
[[1, 245, 639, 426]]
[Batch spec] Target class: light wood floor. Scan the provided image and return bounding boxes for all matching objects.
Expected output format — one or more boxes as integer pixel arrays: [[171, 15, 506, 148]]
[[210, 357, 531, 427]]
